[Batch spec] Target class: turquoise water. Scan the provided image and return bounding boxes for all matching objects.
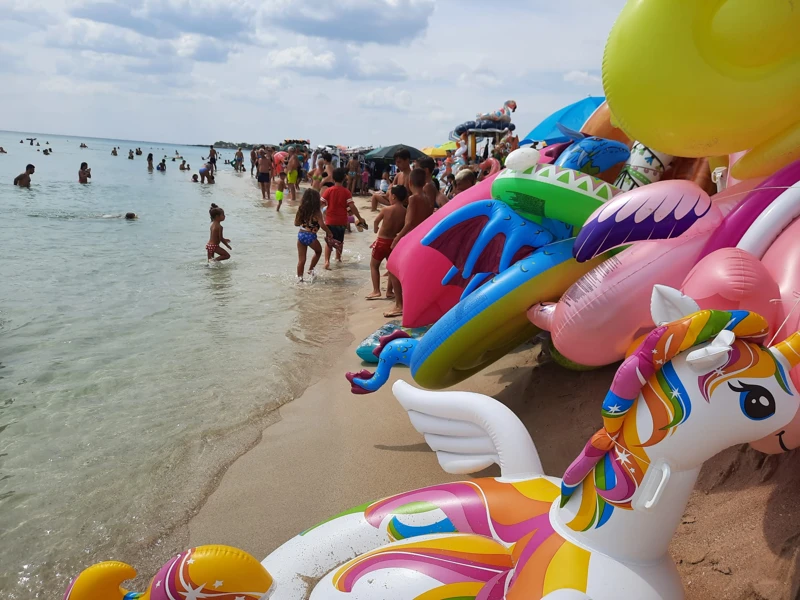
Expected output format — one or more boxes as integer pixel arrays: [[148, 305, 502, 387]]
[[0, 131, 370, 598]]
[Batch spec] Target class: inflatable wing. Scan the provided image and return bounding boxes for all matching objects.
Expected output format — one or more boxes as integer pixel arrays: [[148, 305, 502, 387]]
[[422, 200, 555, 297], [393, 380, 543, 479], [573, 180, 712, 262]]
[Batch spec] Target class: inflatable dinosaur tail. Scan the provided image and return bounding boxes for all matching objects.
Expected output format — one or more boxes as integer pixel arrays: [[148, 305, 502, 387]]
[[346, 331, 419, 394]]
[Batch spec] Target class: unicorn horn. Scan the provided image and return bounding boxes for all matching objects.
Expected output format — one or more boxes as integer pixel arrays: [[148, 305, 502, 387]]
[[771, 332, 800, 369], [63, 561, 137, 600]]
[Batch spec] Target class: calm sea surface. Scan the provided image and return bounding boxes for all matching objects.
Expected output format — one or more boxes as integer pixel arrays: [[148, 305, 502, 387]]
[[0, 131, 370, 598]]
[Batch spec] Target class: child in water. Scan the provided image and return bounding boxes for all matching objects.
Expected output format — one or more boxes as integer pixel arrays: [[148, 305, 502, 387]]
[[294, 189, 331, 281], [207, 203, 232, 262]]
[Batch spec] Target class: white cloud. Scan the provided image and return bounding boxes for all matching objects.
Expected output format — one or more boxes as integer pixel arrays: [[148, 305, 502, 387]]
[[563, 70, 602, 86], [359, 86, 412, 112], [457, 68, 502, 89], [266, 46, 336, 72]]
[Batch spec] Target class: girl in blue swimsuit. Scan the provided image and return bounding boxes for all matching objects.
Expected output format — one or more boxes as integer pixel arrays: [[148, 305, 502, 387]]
[[294, 189, 331, 281]]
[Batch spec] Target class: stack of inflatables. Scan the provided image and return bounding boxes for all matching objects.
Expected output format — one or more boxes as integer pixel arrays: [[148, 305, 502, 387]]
[[66, 1, 800, 599]]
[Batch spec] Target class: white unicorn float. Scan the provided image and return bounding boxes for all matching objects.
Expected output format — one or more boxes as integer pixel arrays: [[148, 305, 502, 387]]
[[262, 289, 800, 599], [64, 289, 800, 600]]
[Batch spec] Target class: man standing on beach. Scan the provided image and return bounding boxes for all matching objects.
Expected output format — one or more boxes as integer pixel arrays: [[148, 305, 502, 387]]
[[235, 148, 245, 173], [286, 147, 300, 203], [208, 145, 218, 175], [250, 148, 258, 177], [13, 164, 35, 187], [257, 148, 273, 200], [370, 148, 412, 211]]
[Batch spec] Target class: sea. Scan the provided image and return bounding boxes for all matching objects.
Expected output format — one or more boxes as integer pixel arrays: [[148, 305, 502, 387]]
[[0, 131, 370, 598]]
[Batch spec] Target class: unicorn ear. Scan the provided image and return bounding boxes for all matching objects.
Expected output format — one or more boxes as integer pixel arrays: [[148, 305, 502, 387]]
[[686, 330, 735, 373], [651, 285, 701, 326]]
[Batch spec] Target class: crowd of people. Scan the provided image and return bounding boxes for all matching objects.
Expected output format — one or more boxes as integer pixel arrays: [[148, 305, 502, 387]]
[[9, 139, 480, 322]]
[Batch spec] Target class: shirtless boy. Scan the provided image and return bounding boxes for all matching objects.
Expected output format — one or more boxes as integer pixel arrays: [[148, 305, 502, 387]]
[[366, 185, 407, 300], [385, 168, 435, 318], [13, 164, 35, 187], [286, 147, 300, 203], [416, 156, 440, 209], [257, 149, 273, 200]]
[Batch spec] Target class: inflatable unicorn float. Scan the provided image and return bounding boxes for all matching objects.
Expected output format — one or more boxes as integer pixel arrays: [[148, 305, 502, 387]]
[[66, 295, 800, 599]]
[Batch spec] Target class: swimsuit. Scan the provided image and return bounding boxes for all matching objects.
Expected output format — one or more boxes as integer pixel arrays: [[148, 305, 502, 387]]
[[258, 172, 271, 183], [326, 225, 346, 252], [298, 230, 317, 247], [371, 237, 393, 262], [287, 170, 298, 185], [206, 243, 219, 258]]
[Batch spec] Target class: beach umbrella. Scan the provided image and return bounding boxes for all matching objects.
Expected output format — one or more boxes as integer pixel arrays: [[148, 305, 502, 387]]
[[422, 146, 447, 158], [438, 141, 457, 151], [520, 96, 605, 145], [365, 144, 425, 161]]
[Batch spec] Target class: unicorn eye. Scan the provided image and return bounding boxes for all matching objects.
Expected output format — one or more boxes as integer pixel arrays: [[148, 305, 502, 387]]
[[729, 381, 775, 421]]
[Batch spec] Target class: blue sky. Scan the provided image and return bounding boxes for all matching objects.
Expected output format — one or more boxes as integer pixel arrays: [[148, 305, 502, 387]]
[[0, 0, 626, 147]]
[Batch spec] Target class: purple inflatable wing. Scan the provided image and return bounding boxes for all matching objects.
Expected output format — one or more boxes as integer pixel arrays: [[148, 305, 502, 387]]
[[573, 180, 712, 262]]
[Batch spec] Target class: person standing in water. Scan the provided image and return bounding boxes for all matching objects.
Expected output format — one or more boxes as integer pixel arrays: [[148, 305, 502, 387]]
[[208, 145, 218, 175], [146, 153, 154, 171], [206, 203, 231, 262], [13, 164, 35, 187], [250, 147, 258, 177], [257, 148, 272, 200], [286, 147, 300, 203], [78, 162, 92, 183], [294, 188, 332, 282]]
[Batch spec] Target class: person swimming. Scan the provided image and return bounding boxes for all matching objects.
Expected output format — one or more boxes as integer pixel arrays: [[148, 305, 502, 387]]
[[125, 213, 137, 220]]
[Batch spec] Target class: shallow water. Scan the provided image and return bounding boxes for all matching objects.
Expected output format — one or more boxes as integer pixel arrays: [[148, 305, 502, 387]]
[[0, 131, 370, 598]]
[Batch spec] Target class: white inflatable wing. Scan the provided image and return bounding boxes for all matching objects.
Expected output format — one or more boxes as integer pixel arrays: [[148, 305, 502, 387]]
[[392, 380, 543, 480]]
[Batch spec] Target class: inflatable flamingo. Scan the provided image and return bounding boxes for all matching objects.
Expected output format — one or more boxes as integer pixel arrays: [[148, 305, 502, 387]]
[[272, 302, 800, 598]]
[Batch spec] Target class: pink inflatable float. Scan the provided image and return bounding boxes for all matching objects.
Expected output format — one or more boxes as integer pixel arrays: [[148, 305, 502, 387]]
[[530, 178, 762, 366], [387, 174, 499, 327]]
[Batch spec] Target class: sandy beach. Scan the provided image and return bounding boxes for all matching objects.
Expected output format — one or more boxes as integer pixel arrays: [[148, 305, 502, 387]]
[[188, 195, 800, 599]]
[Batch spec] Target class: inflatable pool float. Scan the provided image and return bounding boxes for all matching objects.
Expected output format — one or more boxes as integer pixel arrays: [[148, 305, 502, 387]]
[[552, 125, 631, 176], [356, 321, 429, 364], [348, 238, 606, 392], [603, 0, 800, 179], [270, 304, 800, 598], [614, 141, 674, 191], [64, 545, 273, 600]]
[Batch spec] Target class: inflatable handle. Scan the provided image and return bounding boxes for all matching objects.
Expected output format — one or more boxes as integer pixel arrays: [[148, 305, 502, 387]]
[[634, 461, 671, 512]]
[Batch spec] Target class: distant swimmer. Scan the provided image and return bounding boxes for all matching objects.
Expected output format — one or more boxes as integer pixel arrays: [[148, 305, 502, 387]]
[[78, 162, 92, 184], [192, 174, 199, 182], [179, 160, 187, 171], [0, 147, 7, 154], [157, 159, 167, 172], [128, 150, 134, 160], [13, 164, 35, 187], [206, 203, 231, 262], [125, 213, 137, 220]]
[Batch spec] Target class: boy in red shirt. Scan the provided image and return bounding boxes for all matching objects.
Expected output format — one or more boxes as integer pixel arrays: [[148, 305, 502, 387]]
[[323, 167, 366, 269]]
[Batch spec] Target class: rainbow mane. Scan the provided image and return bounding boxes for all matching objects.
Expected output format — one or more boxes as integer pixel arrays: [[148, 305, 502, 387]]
[[560, 310, 770, 531]]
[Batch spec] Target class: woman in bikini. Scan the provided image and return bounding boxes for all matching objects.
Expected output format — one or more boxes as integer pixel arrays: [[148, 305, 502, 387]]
[[207, 203, 232, 262], [311, 158, 325, 192], [294, 189, 331, 281]]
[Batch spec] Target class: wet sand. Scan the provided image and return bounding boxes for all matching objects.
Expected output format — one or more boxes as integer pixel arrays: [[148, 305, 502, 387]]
[[188, 199, 800, 600]]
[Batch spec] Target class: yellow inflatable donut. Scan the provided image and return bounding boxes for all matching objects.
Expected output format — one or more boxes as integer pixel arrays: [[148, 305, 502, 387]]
[[603, 0, 800, 179]]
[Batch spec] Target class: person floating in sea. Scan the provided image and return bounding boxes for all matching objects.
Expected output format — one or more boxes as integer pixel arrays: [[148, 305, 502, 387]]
[[146, 153, 154, 171], [366, 185, 407, 300], [294, 188, 332, 282], [384, 169, 436, 318], [78, 162, 92, 184], [14, 164, 35, 187], [125, 213, 137, 220], [192, 174, 199, 182], [322, 168, 366, 270], [256, 148, 272, 200], [0, 147, 7, 154], [207, 203, 231, 262], [286, 147, 300, 203]]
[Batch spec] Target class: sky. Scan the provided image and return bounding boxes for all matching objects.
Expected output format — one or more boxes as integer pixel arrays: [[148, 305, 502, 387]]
[[0, 0, 627, 147]]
